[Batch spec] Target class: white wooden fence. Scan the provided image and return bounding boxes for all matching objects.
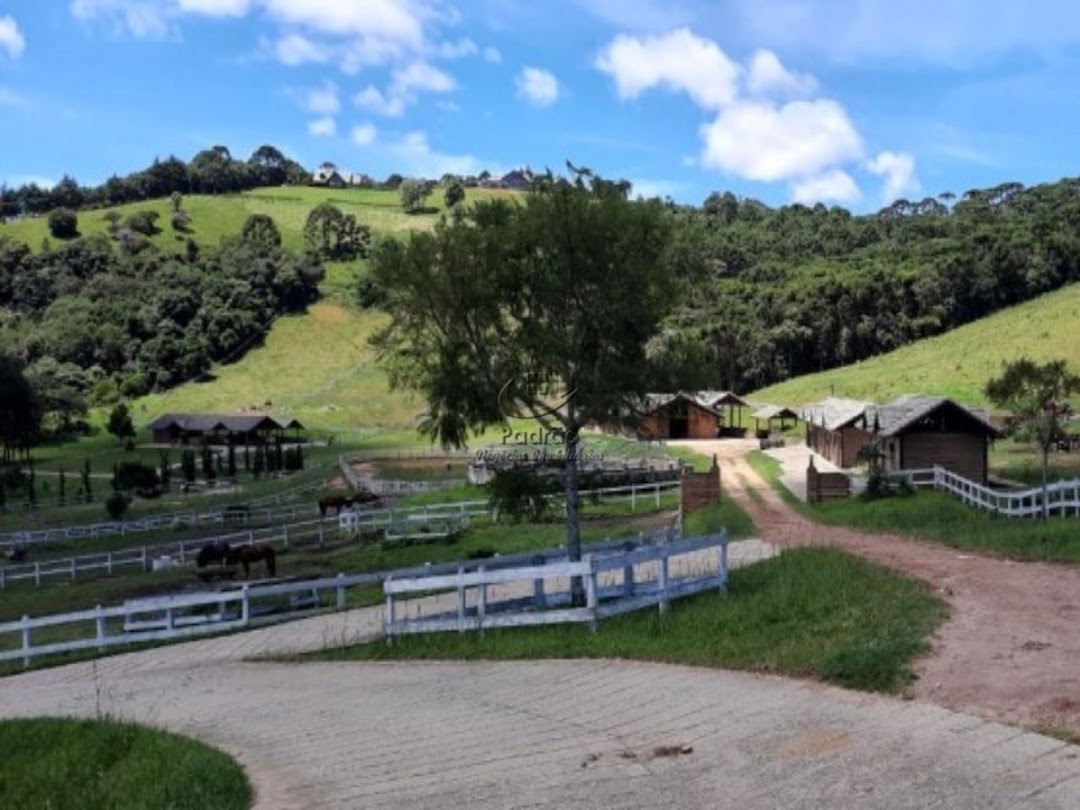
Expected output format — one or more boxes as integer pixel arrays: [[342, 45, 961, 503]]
[[383, 531, 729, 636], [0, 531, 694, 669], [896, 466, 1080, 517]]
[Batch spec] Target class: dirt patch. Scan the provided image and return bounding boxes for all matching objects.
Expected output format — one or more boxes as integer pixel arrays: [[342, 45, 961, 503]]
[[691, 440, 1080, 737], [776, 729, 855, 761]]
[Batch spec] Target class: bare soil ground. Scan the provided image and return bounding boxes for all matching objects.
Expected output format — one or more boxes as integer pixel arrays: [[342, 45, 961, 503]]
[[688, 440, 1080, 736]]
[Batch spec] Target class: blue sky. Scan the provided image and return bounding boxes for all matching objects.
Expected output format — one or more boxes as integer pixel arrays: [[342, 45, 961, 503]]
[[2, 0, 1079, 210]]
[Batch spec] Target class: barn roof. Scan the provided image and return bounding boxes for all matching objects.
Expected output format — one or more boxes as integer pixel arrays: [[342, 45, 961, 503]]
[[694, 390, 749, 409], [801, 397, 872, 432], [147, 413, 300, 432], [639, 392, 723, 417], [752, 404, 800, 421], [868, 395, 1000, 438]]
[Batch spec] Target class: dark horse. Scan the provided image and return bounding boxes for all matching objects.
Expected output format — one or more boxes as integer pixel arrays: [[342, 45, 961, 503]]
[[196, 540, 234, 582], [317, 490, 379, 517], [226, 543, 276, 579]]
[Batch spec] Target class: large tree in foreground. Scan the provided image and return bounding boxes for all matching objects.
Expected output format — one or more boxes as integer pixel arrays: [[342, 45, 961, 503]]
[[985, 358, 1080, 518], [371, 168, 677, 598]]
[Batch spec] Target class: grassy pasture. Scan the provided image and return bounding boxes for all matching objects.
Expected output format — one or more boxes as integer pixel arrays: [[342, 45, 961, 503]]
[[297, 546, 946, 694], [0, 717, 251, 810], [752, 282, 1080, 408]]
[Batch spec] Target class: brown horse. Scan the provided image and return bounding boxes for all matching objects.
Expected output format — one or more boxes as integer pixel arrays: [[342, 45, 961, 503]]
[[226, 543, 276, 579], [317, 491, 379, 517]]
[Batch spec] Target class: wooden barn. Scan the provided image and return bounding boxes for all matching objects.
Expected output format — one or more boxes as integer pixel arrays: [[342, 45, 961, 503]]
[[148, 414, 305, 446], [870, 395, 1000, 483], [635, 393, 724, 440], [802, 397, 873, 468]]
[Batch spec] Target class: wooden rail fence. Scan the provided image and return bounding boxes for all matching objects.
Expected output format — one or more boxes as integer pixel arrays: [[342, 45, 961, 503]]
[[896, 466, 1080, 517]]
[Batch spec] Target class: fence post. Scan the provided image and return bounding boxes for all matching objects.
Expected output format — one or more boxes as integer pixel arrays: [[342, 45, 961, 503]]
[[532, 555, 546, 609], [384, 576, 395, 641], [178, 540, 186, 564], [0, 566, 5, 590], [655, 483, 660, 509], [477, 565, 487, 631], [34, 562, 40, 587], [336, 572, 346, 609], [106, 552, 113, 576], [318, 519, 325, 550], [283, 525, 289, 549], [457, 566, 467, 631], [241, 585, 250, 626], [658, 550, 670, 616], [622, 540, 635, 597], [96, 604, 106, 652], [165, 607, 174, 632], [21, 614, 31, 669], [718, 534, 728, 592], [248, 529, 254, 547], [70, 557, 76, 581], [631, 485, 637, 513], [141, 546, 148, 572], [585, 555, 598, 632]]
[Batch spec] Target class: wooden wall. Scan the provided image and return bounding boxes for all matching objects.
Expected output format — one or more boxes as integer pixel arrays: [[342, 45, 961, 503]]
[[806, 463, 851, 503], [900, 432, 988, 483], [682, 456, 721, 514]]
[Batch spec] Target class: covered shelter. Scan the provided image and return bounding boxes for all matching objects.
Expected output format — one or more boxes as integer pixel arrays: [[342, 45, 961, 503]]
[[802, 397, 873, 468], [148, 414, 305, 446], [869, 395, 1000, 483], [752, 404, 800, 436], [695, 390, 751, 437]]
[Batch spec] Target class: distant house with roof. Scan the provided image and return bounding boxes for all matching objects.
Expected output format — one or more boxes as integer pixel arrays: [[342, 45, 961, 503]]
[[632, 390, 751, 440], [311, 164, 345, 188], [802, 397, 874, 468], [867, 395, 1000, 483], [148, 414, 305, 446]]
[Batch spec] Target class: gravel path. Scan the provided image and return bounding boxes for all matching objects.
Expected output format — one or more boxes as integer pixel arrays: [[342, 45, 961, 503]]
[[684, 439, 1080, 736]]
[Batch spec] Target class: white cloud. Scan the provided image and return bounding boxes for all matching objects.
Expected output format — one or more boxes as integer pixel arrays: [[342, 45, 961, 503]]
[[304, 80, 340, 115], [866, 150, 920, 203], [308, 116, 336, 136], [350, 122, 377, 146], [270, 32, 330, 64], [438, 37, 476, 58], [595, 27, 739, 110], [699, 98, 863, 182], [791, 169, 860, 204], [261, 0, 425, 46], [392, 61, 456, 95], [70, 0, 172, 39], [483, 45, 502, 63], [745, 49, 816, 97], [177, 0, 250, 16], [353, 86, 406, 117], [0, 16, 25, 59], [389, 130, 488, 178], [516, 67, 559, 107]]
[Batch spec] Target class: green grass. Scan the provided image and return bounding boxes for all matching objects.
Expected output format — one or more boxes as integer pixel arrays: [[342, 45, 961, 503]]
[[0, 717, 251, 810], [753, 282, 1080, 408], [746, 451, 1080, 563], [296, 547, 945, 694]]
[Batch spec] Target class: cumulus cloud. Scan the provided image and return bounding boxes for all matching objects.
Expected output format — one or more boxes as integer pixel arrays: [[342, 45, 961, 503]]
[[0, 16, 25, 59], [745, 49, 816, 97], [483, 45, 502, 63], [594, 27, 739, 110], [389, 130, 488, 177], [392, 61, 456, 95], [791, 169, 860, 204], [270, 32, 330, 65], [70, 0, 172, 39], [353, 85, 406, 117], [303, 80, 340, 115], [516, 67, 560, 107], [699, 99, 863, 182], [437, 37, 476, 59], [350, 122, 377, 146], [261, 0, 426, 46], [177, 0, 250, 16], [866, 150, 920, 203], [307, 116, 336, 136]]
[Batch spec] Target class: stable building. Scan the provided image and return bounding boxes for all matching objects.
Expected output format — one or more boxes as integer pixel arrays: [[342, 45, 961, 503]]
[[636, 393, 724, 440], [148, 414, 305, 446], [869, 395, 1000, 483], [802, 397, 873, 468]]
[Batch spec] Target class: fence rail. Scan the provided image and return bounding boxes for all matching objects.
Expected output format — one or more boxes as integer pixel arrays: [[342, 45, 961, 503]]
[[896, 466, 1080, 518], [383, 531, 728, 636], [0, 530, 694, 669]]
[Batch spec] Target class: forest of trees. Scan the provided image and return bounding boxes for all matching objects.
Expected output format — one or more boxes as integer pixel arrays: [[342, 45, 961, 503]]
[[0, 213, 324, 437], [0, 144, 309, 217], [658, 179, 1080, 392]]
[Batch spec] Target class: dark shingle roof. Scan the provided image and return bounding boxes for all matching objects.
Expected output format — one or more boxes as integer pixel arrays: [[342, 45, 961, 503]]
[[752, 404, 800, 421], [147, 413, 304, 432], [868, 395, 999, 438], [801, 397, 872, 432]]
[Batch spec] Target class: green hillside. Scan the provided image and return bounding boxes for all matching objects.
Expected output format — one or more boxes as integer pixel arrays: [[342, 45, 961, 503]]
[[0, 186, 516, 253], [752, 282, 1080, 407]]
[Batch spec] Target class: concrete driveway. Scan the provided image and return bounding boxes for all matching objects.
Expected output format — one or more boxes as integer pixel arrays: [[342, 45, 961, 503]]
[[2, 547, 1078, 809]]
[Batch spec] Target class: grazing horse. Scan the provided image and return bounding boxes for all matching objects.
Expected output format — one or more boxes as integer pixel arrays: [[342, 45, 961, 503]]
[[196, 540, 231, 569], [317, 490, 379, 517], [227, 543, 276, 579], [4, 546, 27, 564]]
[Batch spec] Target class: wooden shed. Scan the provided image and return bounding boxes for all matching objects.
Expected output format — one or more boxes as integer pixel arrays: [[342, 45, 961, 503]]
[[751, 404, 799, 436], [802, 397, 872, 468], [636, 393, 724, 440], [870, 395, 1000, 483]]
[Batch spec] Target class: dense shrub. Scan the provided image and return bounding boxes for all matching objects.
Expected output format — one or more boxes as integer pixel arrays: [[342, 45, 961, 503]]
[[47, 209, 78, 239]]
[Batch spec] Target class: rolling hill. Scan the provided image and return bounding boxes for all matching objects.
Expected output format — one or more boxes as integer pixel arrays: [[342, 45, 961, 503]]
[[752, 282, 1080, 407]]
